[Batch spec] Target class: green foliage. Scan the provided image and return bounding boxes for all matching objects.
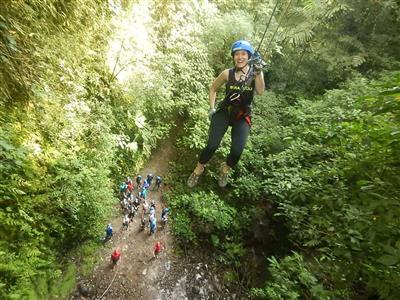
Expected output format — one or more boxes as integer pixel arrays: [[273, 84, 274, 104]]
[[234, 71, 400, 299], [1, 0, 400, 299], [168, 191, 237, 243], [201, 10, 254, 74], [250, 253, 334, 300], [268, 0, 400, 94], [0, 0, 159, 297], [163, 1, 400, 298], [217, 242, 246, 269], [171, 212, 198, 244], [49, 264, 77, 299], [77, 241, 102, 276]]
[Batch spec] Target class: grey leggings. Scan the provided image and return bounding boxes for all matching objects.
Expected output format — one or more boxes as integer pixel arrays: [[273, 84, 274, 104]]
[[199, 109, 250, 168]]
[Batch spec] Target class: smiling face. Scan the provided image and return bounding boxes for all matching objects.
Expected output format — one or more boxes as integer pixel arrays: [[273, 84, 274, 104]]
[[233, 50, 250, 69]]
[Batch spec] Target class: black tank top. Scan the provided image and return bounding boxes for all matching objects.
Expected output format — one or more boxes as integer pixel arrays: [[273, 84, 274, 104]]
[[222, 68, 255, 108]]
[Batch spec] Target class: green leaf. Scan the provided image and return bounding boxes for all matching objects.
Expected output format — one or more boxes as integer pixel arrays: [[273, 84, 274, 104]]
[[396, 240, 400, 249], [0, 140, 14, 151], [211, 234, 220, 247], [377, 255, 399, 266], [0, 21, 7, 30]]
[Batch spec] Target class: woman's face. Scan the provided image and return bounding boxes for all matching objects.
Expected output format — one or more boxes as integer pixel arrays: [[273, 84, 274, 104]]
[[233, 50, 249, 69]]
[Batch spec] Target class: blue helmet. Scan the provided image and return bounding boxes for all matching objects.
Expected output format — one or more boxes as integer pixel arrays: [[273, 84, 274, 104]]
[[231, 40, 254, 57]]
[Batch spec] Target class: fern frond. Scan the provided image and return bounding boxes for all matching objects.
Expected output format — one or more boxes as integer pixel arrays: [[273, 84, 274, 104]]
[[351, 55, 366, 67]]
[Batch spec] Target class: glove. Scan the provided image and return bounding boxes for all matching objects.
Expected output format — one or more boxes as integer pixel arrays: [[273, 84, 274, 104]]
[[208, 108, 216, 121]]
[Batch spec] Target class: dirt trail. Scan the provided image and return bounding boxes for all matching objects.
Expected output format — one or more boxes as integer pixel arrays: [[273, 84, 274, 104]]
[[71, 140, 176, 299], [71, 138, 226, 300]]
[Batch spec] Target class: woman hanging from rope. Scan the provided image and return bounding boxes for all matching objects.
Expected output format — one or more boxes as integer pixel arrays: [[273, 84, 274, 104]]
[[187, 40, 265, 188]]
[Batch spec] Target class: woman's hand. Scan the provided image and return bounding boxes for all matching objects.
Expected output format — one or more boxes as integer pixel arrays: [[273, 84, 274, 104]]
[[254, 63, 264, 75]]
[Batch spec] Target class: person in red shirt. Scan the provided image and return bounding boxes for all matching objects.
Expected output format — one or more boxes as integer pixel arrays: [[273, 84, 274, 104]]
[[153, 241, 165, 259], [127, 181, 133, 193], [111, 248, 121, 268]]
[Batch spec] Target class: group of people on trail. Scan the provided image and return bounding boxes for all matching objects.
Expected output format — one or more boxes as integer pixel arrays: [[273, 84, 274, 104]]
[[136, 174, 163, 191], [117, 174, 168, 233], [187, 40, 265, 188], [119, 174, 163, 199], [106, 172, 169, 268]]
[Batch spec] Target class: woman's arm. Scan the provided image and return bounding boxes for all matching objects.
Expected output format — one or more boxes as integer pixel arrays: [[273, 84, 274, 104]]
[[254, 71, 265, 95], [209, 69, 229, 109]]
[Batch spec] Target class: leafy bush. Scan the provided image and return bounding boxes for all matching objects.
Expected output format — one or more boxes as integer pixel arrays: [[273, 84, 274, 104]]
[[240, 71, 400, 299], [169, 191, 237, 243], [250, 253, 334, 300]]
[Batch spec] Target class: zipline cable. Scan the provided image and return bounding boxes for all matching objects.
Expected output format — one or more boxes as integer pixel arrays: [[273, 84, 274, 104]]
[[262, 0, 293, 58], [242, 0, 293, 86], [255, 0, 281, 53]]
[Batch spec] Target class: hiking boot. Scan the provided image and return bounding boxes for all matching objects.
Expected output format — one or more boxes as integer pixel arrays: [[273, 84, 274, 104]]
[[187, 172, 201, 188]]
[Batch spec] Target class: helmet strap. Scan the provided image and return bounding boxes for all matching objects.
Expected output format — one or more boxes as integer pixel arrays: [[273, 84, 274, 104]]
[[235, 64, 249, 74]]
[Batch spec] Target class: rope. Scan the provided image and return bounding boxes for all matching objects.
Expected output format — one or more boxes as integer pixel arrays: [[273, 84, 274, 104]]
[[255, 0, 281, 53], [262, 0, 293, 57], [95, 269, 118, 300]]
